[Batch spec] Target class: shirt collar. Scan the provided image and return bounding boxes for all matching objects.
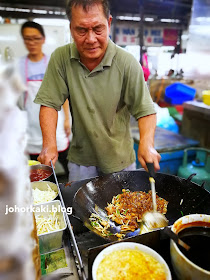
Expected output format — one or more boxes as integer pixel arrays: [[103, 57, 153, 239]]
[[101, 39, 116, 67], [70, 42, 80, 59]]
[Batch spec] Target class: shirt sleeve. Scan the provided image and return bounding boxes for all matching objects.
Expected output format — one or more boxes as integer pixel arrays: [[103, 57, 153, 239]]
[[122, 53, 156, 120], [34, 48, 69, 111]]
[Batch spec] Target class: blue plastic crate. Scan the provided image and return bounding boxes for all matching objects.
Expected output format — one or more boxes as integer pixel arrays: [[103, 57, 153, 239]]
[[164, 82, 196, 105]]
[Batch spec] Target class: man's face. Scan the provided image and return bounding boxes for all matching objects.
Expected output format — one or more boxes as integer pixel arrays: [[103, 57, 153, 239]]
[[70, 3, 112, 66], [22, 27, 45, 56]]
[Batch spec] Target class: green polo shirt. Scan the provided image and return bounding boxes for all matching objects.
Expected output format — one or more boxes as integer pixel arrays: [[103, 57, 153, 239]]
[[34, 39, 156, 173]]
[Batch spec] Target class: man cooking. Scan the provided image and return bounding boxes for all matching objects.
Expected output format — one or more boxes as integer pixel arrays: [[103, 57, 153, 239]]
[[34, 0, 161, 181]]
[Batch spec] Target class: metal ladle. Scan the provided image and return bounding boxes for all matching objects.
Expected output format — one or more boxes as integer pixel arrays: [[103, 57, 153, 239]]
[[142, 163, 168, 232]]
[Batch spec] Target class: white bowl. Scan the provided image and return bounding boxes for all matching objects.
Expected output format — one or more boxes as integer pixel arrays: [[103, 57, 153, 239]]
[[92, 242, 171, 280], [170, 214, 210, 280]]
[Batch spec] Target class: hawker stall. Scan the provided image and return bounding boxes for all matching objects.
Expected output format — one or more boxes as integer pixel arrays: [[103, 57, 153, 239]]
[[1, 66, 210, 280], [1, 0, 210, 278]]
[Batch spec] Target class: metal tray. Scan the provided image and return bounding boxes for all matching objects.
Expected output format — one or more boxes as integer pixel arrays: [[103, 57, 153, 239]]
[[31, 181, 59, 205], [34, 200, 67, 254]]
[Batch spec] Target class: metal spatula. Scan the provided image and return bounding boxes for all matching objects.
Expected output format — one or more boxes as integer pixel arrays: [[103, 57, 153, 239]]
[[142, 163, 168, 231]]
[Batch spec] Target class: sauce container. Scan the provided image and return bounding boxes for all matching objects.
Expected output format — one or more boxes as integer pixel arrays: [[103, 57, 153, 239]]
[[30, 164, 53, 182], [170, 214, 210, 280]]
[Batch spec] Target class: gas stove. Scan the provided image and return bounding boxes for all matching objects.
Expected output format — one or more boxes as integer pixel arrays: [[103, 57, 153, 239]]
[[59, 180, 177, 280]]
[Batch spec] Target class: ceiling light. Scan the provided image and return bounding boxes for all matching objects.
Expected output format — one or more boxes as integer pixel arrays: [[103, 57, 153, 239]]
[[15, 8, 30, 12], [145, 17, 154, 22], [32, 9, 47, 14], [116, 16, 141, 21], [161, 19, 180, 23], [0, 6, 30, 12], [6, 7, 15, 11]]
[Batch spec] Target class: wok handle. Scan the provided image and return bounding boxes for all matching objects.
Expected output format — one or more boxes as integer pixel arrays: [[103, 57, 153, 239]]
[[146, 162, 155, 178]]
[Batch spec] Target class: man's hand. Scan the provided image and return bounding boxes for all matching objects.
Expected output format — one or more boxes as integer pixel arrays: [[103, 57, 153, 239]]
[[37, 146, 58, 167], [138, 140, 161, 172]]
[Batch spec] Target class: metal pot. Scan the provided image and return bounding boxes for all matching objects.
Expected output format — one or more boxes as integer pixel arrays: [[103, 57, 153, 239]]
[[170, 214, 210, 280], [30, 164, 53, 182]]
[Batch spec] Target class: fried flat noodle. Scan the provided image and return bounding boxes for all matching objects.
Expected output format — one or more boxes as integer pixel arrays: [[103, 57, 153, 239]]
[[106, 189, 168, 232]]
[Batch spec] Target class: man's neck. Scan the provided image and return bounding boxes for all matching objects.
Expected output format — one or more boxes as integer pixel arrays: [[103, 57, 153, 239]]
[[80, 57, 102, 72], [28, 53, 44, 62]]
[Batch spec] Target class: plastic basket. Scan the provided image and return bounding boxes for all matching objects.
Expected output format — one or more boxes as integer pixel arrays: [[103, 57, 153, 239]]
[[164, 82, 196, 105]]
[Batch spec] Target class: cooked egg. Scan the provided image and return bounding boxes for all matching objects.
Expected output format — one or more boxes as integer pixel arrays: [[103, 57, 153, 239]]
[[96, 249, 166, 280]]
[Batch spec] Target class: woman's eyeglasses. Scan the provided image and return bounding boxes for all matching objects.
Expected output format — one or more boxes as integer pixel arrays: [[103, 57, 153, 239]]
[[23, 37, 44, 43]]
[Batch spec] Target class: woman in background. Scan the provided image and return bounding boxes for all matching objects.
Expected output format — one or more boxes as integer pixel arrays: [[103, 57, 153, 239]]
[[19, 21, 70, 177]]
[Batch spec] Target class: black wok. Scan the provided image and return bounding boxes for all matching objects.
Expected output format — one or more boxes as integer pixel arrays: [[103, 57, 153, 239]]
[[72, 170, 210, 241]]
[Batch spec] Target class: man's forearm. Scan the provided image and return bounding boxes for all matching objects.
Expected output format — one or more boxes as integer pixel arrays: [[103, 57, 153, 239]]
[[138, 114, 156, 146], [137, 113, 160, 170], [39, 105, 58, 148]]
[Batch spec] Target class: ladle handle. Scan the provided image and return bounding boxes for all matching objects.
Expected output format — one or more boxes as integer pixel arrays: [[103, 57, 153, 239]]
[[146, 163, 157, 212], [150, 179, 157, 212], [146, 162, 155, 178], [163, 227, 190, 251]]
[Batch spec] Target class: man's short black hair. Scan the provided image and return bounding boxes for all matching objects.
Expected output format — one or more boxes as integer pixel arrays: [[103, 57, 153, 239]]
[[66, 0, 110, 21], [21, 21, 45, 38]]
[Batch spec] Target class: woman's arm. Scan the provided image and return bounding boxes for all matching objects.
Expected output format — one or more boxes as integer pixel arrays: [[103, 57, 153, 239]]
[[63, 99, 71, 137]]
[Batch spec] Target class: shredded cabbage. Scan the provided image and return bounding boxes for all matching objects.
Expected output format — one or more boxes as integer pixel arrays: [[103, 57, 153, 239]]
[[32, 184, 57, 204], [35, 211, 60, 235]]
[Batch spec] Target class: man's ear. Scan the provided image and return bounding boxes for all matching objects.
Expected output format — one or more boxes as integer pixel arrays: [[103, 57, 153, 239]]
[[70, 23, 75, 42], [108, 15, 112, 28]]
